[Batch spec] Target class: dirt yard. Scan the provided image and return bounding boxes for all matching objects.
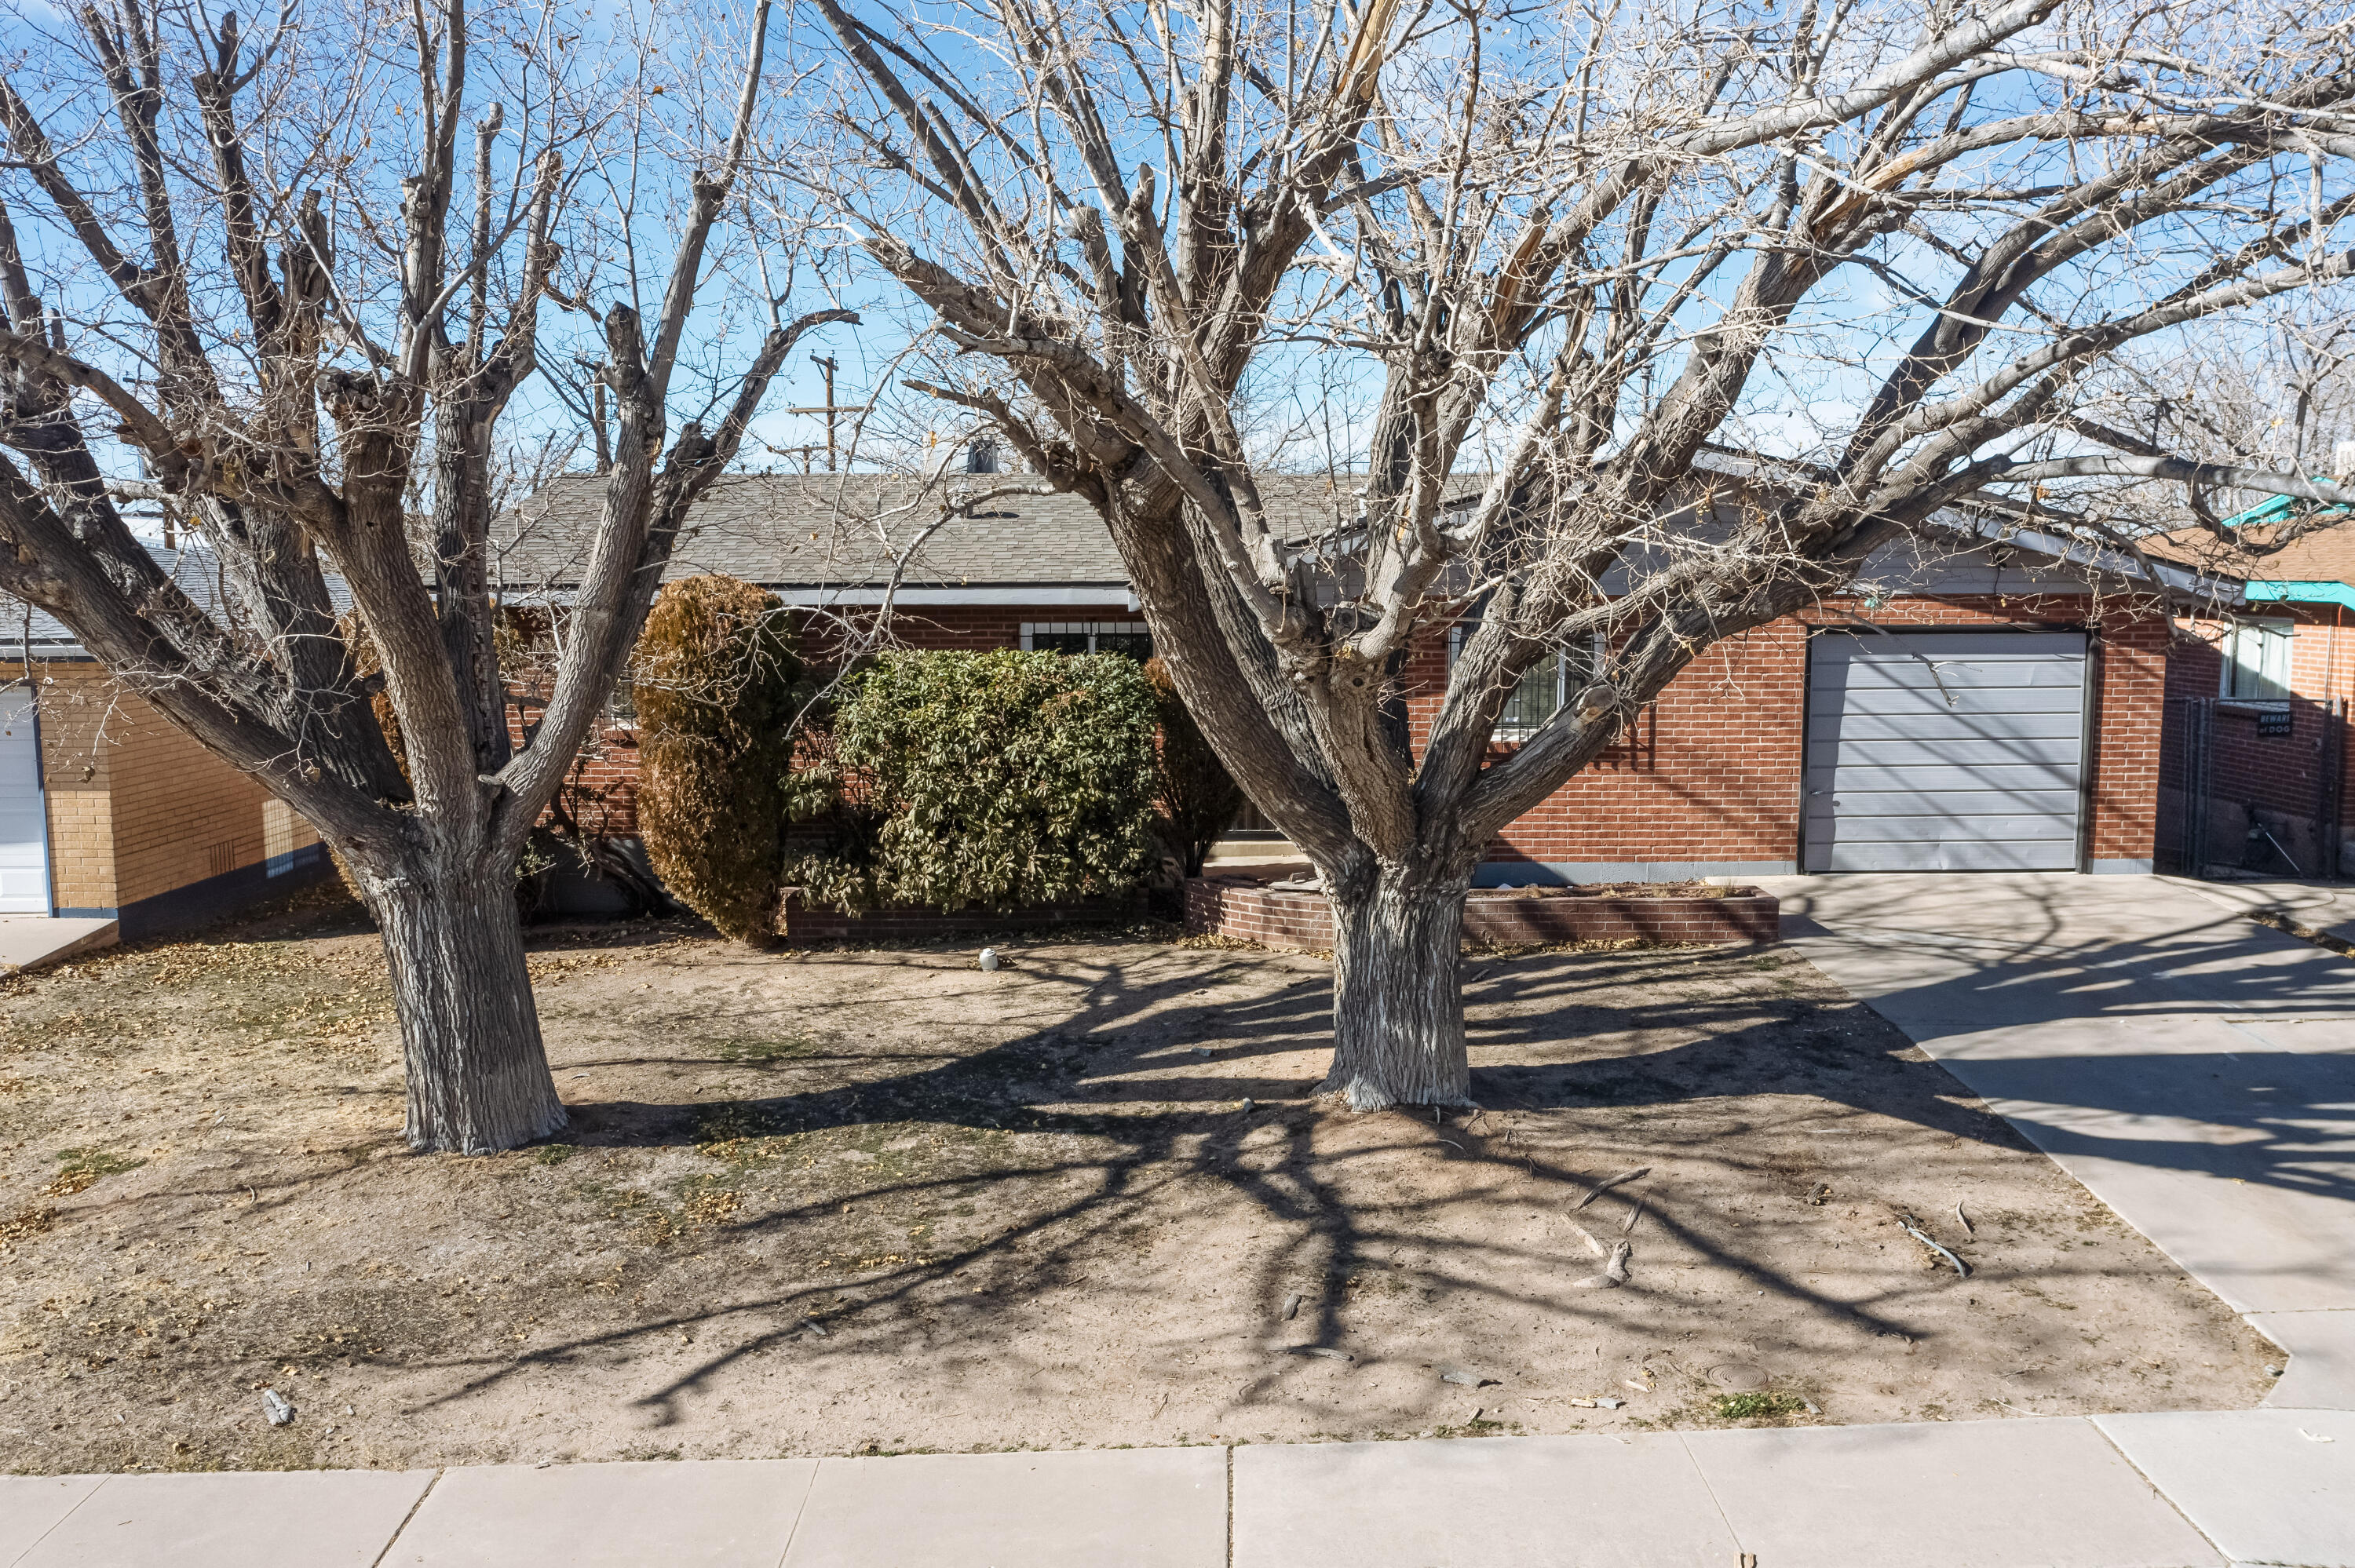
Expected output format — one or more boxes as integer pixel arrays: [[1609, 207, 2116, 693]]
[[0, 888, 2276, 1475]]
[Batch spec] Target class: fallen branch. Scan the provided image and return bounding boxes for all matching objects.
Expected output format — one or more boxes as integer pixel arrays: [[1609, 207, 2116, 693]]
[[1575, 1241, 1633, 1288], [1572, 1166, 1650, 1211], [1898, 1213, 1970, 1277]]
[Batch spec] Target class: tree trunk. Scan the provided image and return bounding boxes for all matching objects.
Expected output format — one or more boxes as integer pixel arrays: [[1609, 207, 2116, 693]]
[[353, 848, 567, 1154], [1321, 859, 1476, 1110]]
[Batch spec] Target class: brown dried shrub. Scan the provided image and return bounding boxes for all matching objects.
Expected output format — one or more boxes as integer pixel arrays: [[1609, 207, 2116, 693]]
[[635, 577, 801, 942]]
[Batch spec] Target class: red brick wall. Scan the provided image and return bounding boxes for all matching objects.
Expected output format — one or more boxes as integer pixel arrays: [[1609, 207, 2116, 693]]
[[540, 593, 2170, 874], [2169, 605, 2355, 870], [1183, 876, 1779, 950], [1399, 620, 1808, 871], [2077, 600, 2169, 866], [1405, 593, 2169, 871]]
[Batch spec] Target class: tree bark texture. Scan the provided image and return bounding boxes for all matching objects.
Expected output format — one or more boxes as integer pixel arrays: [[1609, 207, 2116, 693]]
[[1320, 859, 1477, 1110], [356, 851, 566, 1154]]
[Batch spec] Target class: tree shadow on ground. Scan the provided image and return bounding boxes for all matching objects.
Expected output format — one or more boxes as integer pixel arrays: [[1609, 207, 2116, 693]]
[[14, 906, 2278, 1466], [447, 938, 2173, 1430]]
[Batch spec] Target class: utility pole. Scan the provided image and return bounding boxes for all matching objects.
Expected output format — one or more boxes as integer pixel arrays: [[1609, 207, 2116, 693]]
[[812, 356, 838, 472], [787, 356, 871, 472]]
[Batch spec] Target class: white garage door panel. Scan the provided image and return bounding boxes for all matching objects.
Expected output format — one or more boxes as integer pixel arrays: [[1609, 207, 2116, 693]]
[[1830, 658, 2089, 690], [0, 689, 49, 913], [1803, 811, 2079, 844], [1807, 787, 2084, 817], [1819, 838, 2078, 873], [1804, 631, 2087, 873]]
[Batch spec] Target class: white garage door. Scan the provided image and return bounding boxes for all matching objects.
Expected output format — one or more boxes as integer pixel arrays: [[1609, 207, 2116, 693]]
[[0, 687, 49, 912], [1803, 631, 2087, 873]]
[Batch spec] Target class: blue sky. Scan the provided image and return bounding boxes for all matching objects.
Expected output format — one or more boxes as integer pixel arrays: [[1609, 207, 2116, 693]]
[[1, 0, 2346, 529]]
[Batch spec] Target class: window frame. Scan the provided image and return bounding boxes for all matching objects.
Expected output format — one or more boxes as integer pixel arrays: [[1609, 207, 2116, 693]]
[[1020, 621, 1153, 658], [2218, 616, 2296, 709], [1445, 625, 1604, 742]]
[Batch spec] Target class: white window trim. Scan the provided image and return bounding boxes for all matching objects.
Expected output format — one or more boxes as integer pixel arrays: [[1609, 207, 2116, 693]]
[[1020, 621, 1152, 653], [2218, 617, 2295, 709]]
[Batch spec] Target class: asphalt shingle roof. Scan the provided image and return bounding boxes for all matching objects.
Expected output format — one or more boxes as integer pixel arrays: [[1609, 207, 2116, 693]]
[[495, 472, 1127, 593], [493, 471, 1429, 594], [2145, 516, 2355, 589], [2, 545, 272, 654]]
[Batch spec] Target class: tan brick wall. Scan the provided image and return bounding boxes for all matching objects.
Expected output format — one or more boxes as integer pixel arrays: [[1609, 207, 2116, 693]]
[[5, 662, 119, 912], [1, 660, 320, 914], [103, 683, 319, 908]]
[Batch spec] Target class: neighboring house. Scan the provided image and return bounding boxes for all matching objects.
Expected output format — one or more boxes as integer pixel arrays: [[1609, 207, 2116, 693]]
[[505, 458, 2223, 883], [1, 549, 328, 935], [2149, 505, 2355, 878]]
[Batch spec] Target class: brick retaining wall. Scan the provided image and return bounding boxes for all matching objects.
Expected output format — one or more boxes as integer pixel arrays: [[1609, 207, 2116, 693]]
[[1183, 875, 1777, 951], [779, 892, 1140, 945]]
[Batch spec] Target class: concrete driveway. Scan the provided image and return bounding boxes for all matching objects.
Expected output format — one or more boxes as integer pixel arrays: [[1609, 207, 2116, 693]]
[[1762, 871, 2355, 1409], [0, 914, 115, 973]]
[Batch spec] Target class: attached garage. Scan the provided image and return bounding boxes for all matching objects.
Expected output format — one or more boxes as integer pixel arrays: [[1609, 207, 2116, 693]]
[[1, 687, 49, 913], [1802, 630, 2090, 872], [1, 648, 329, 935]]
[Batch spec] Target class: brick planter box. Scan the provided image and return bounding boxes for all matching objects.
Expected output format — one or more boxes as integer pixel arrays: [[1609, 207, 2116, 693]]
[[1183, 875, 1777, 952], [778, 891, 1140, 945]]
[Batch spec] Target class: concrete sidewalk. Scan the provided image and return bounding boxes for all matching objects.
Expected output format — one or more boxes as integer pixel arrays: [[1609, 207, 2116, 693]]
[[4, 1409, 2350, 1567], [9, 870, 2355, 1566]]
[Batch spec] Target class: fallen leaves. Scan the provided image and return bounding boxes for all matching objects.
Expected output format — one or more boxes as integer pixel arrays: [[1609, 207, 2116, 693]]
[[0, 1205, 59, 1249]]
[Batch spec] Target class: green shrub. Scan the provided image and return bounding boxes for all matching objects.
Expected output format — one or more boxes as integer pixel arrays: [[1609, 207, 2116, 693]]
[[1144, 655, 1244, 877], [791, 649, 1161, 912], [635, 576, 801, 942], [1709, 1391, 1808, 1422]]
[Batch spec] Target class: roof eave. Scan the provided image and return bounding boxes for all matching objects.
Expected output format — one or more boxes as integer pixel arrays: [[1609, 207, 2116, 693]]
[[2246, 579, 2355, 611]]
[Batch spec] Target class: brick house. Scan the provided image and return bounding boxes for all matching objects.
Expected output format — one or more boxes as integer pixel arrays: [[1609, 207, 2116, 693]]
[[2149, 509, 2355, 877], [2, 549, 327, 932], [503, 462, 2215, 883]]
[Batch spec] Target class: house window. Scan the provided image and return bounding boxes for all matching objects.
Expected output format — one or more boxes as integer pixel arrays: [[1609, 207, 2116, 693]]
[[2220, 618, 2295, 706], [1447, 625, 1602, 740], [1021, 622, 1153, 659]]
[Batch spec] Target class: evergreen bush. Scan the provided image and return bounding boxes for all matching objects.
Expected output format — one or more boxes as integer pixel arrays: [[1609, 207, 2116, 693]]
[[791, 649, 1160, 912], [635, 576, 801, 942]]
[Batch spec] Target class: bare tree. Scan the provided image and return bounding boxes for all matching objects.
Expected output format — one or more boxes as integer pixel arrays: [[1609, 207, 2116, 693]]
[[2066, 304, 2355, 553], [0, 0, 852, 1150], [807, 0, 2355, 1107]]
